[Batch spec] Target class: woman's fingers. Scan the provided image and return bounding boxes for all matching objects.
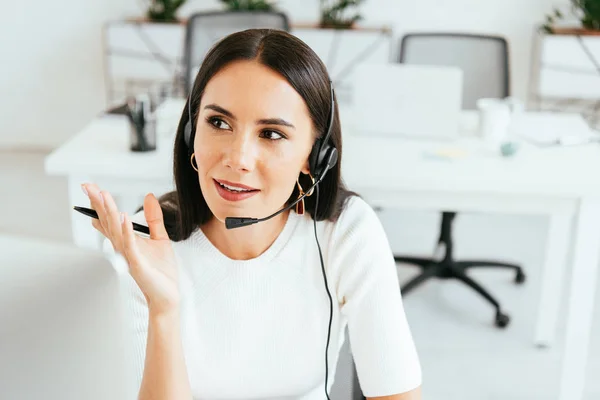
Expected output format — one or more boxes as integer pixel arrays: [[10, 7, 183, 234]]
[[121, 212, 141, 271], [82, 183, 125, 254], [91, 218, 107, 237], [101, 190, 124, 253], [83, 183, 109, 233], [143, 193, 169, 241]]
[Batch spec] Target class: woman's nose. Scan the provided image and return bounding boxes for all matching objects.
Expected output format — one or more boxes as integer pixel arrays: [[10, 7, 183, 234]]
[[223, 134, 257, 172]]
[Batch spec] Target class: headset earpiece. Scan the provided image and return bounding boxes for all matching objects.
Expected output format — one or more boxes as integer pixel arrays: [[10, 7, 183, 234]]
[[308, 138, 322, 177], [309, 80, 337, 180], [184, 120, 192, 148], [184, 95, 195, 155], [309, 141, 338, 180], [323, 146, 338, 173]]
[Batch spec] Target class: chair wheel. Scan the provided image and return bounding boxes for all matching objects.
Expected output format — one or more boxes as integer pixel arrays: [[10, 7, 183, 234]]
[[515, 270, 526, 284], [495, 312, 510, 328]]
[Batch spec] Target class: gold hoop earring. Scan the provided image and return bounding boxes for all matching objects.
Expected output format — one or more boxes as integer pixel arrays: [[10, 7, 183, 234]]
[[295, 173, 315, 215], [304, 173, 315, 197], [190, 153, 198, 172]]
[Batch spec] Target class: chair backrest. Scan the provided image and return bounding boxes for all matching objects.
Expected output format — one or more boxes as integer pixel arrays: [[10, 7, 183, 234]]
[[183, 11, 290, 96], [398, 33, 510, 110]]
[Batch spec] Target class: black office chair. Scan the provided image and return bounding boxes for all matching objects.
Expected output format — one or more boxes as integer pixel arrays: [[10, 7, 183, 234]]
[[182, 11, 290, 96], [395, 33, 526, 328]]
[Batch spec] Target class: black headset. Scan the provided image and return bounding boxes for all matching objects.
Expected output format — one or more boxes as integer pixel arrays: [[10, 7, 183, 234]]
[[183, 79, 338, 399]]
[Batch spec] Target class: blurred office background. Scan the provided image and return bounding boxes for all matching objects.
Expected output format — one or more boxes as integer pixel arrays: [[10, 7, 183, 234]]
[[2, 0, 600, 399]]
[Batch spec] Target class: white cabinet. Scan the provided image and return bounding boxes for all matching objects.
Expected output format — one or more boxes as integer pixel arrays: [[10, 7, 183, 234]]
[[103, 21, 186, 105], [102, 20, 393, 107], [536, 33, 600, 99], [530, 31, 600, 130]]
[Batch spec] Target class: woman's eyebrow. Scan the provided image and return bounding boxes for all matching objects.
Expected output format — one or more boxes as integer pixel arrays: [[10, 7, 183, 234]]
[[204, 103, 295, 129], [256, 117, 295, 129], [204, 104, 236, 119]]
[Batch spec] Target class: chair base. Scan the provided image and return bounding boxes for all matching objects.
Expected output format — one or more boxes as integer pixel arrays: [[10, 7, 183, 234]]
[[395, 255, 525, 328]]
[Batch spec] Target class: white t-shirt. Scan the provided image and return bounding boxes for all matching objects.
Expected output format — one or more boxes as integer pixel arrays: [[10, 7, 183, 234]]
[[115, 196, 421, 399]]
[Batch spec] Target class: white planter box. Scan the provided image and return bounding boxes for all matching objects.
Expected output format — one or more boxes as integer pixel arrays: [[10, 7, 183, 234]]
[[102, 20, 393, 106], [102, 21, 186, 104], [536, 33, 600, 99], [104, 21, 184, 81]]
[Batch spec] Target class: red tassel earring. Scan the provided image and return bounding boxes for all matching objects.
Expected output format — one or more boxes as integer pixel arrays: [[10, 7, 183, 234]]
[[295, 179, 305, 215]]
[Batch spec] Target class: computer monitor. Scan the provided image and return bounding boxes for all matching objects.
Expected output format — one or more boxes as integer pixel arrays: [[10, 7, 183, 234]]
[[351, 63, 464, 140]]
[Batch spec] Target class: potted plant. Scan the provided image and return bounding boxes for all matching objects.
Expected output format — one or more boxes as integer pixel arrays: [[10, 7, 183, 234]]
[[145, 0, 187, 23], [319, 0, 365, 29], [220, 0, 277, 11], [533, 0, 600, 130], [542, 0, 600, 34]]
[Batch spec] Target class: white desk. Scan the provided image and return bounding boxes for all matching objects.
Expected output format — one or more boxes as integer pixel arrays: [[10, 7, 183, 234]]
[[45, 101, 600, 400]]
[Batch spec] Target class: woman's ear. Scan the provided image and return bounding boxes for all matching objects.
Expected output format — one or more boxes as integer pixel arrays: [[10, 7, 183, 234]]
[[300, 161, 311, 176], [301, 143, 314, 175]]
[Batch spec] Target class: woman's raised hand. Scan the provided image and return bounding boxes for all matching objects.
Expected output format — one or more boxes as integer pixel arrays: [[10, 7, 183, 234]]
[[82, 183, 180, 317]]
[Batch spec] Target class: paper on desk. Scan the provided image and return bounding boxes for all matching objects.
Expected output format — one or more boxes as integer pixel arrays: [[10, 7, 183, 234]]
[[510, 113, 597, 146], [422, 147, 469, 161]]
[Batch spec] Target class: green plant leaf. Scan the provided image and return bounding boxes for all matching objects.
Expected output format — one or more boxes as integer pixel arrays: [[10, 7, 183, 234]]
[[319, 0, 363, 28], [146, 0, 188, 22], [571, 0, 600, 29], [221, 0, 275, 11]]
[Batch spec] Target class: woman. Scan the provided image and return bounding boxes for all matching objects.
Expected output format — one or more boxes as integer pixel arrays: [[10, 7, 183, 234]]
[[82, 29, 422, 399]]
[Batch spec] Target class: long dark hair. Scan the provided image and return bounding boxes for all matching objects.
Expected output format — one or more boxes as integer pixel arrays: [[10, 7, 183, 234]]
[[149, 29, 358, 241]]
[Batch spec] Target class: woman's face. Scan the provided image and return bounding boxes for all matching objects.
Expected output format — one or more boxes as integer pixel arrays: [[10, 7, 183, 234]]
[[193, 60, 315, 222]]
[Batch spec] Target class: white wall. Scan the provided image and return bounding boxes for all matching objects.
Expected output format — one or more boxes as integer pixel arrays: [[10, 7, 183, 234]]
[[0, 0, 136, 151], [0, 0, 569, 151]]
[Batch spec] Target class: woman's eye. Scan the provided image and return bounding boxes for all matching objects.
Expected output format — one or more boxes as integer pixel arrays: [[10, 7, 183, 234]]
[[261, 130, 285, 141], [207, 117, 231, 130]]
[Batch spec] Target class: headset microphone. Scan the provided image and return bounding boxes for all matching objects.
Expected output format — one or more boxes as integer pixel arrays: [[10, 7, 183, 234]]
[[224, 148, 338, 229]]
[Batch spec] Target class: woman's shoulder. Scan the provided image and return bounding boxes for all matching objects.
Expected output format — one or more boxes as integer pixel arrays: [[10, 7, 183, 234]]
[[339, 195, 377, 220], [328, 195, 383, 240], [315, 194, 390, 270], [323, 195, 398, 312]]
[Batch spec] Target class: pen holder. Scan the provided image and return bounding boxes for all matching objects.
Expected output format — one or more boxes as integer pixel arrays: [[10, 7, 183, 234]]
[[129, 114, 157, 152]]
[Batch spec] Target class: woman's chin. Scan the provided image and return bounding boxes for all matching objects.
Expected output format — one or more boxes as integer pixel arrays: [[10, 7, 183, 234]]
[[205, 194, 285, 223], [210, 205, 255, 223]]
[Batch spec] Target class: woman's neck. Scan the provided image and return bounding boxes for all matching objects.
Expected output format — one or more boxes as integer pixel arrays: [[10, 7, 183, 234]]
[[201, 210, 290, 261]]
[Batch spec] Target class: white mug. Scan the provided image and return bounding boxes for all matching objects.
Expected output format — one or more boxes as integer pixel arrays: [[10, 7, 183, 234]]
[[476, 97, 523, 144]]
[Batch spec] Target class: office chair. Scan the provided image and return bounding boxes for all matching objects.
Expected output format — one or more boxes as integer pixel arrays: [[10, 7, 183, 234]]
[[182, 11, 290, 96], [395, 33, 526, 328]]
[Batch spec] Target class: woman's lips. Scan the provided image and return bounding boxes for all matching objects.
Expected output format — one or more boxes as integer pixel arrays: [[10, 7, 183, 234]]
[[214, 179, 258, 191], [213, 179, 260, 202]]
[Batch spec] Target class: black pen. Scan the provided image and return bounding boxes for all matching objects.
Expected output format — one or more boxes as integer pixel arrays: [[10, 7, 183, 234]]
[[73, 206, 150, 235]]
